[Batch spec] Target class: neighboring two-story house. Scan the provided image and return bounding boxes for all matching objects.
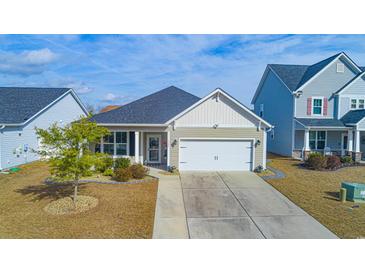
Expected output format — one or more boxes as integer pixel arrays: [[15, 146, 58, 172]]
[[252, 52, 365, 161]]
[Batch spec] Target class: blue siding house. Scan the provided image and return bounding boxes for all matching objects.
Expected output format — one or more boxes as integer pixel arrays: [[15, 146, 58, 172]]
[[0, 88, 88, 170], [252, 52, 365, 162]]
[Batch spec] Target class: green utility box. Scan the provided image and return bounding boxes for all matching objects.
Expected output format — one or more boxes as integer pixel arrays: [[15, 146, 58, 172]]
[[341, 182, 365, 203]]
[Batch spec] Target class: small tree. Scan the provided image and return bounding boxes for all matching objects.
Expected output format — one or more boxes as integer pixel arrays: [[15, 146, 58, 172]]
[[36, 117, 109, 203]]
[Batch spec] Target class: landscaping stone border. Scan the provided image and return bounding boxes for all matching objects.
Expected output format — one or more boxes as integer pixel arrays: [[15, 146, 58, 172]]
[[45, 176, 158, 185]]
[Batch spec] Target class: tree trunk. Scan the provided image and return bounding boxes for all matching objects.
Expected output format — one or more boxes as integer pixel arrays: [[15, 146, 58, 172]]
[[73, 180, 79, 204]]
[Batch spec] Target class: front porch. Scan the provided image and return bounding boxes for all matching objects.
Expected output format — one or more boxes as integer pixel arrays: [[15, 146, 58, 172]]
[[93, 128, 170, 169], [293, 127, 365, 161]]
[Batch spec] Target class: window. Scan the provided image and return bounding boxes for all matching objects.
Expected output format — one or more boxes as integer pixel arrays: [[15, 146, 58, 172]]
[[103, 134, 114, 155], [259, 104, 264, 117], [351, 99, 357, 109], [337, 63, 345, 73], [359, 99, 364, 109], [98, 131, 129, 156], [115, 132, 128, 156], [309, 131, 326, 150], [312, 98, 323, 115]]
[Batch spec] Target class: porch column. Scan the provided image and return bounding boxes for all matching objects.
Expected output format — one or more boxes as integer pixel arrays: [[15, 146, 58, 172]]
[[304, 129, 310, 151], [140, 132, 144, 164], [355, 129, 361, 153], [348, 129, 353, 152], [135, 131, 140, 163], [167, 131, 171, 168]]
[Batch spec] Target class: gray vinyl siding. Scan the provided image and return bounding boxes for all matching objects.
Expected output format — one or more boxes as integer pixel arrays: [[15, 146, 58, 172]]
[[0, 93, 86, 169], [296, 58, 357, 118], [254, 69, 294, 156], [169, 127, 264, 170], [294, 130, 304, 150], [326, 131, 344, 150], [337, 76, 365, 118]]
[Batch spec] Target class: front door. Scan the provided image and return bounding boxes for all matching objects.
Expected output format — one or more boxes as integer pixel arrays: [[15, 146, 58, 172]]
[[147, 134, 161, 163], [341, 133, 348, 156]]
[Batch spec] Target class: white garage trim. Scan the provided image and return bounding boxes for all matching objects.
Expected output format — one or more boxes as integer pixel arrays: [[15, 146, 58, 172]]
[[178, 137, 255, 171]]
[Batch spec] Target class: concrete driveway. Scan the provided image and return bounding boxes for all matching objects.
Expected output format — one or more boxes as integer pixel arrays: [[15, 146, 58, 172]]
[[152, 170, 337, 239]]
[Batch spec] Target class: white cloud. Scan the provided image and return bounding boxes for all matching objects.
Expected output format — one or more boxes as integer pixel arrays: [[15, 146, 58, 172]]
[[102, 92, 122, 102], [22, 48, 57, 65], [0, 48, 57, 75]]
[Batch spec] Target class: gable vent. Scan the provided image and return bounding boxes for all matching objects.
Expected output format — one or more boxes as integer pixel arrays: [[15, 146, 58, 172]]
[[337, 63, 345, 73]]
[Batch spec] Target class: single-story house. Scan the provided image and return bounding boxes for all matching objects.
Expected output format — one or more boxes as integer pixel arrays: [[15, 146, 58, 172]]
[[0, 87, 88, 170], [90, 86, 272, 171]]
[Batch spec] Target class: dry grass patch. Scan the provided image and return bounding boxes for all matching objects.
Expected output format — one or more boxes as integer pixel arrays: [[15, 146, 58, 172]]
[[0, 161, 158, 238], [265, 154, 365, 239]]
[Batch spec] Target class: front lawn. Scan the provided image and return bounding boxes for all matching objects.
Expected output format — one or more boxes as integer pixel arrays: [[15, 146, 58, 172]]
[[0, 161, 158, 238], [264, 154, 365, 239]]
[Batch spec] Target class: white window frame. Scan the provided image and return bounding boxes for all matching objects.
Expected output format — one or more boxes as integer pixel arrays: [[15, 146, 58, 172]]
[[350, 98, 357, 109], [115, 131, 129, 156], [98, 131, 130, 157], [337, 62, 345, 73], [359, 99, 364, 109], [309, 130, 327, 150], [312, 97, 324, 116]]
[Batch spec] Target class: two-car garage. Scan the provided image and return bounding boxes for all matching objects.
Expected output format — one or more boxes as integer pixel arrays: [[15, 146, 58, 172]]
[[179, 139, 254, 171]]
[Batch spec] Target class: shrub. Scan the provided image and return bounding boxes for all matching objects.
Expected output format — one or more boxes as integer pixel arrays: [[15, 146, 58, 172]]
[[168, 166, 178, 174], [305, 152, 327, 170], [94, 153, 113, 173], [129, 164, 149, 179], [341, 155, 353, 164], [326, 155, 341, 170], [103, 168, 114, 176], [114, 157, 131, 169], [113, 167, 132, 182]]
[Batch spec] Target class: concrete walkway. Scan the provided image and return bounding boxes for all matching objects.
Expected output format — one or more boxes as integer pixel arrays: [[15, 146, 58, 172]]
[[151, 168, 189, 239], [152, 169, 337, 239]]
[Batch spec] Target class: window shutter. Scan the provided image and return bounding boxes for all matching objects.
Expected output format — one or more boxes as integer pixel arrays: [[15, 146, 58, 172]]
[[307, 97, 312, 115], [323, 98, 328, 115]]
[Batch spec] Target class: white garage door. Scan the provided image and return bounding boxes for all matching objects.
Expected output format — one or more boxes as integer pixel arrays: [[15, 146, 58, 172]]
[[179, 139, 253, 171]]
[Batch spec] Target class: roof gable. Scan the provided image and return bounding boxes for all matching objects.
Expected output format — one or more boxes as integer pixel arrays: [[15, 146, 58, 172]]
[[269, 64, 309, 91], [90, 86, 200, 124], [0, 87, 72, 124], [168, 88, 272, 128]]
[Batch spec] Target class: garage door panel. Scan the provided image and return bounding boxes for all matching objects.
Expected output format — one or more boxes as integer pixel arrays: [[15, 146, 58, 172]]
[[179, 139, 253, 171]]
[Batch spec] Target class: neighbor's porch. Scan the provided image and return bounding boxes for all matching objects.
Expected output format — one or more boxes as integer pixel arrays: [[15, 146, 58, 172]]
[[92, 127, 170, 170], [293, 127, 365, 161]]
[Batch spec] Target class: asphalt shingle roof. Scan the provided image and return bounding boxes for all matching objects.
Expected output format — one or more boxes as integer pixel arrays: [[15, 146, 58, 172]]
[[90, 86, 201, 124], [0, 87, 71, 124], [295, 118, 346, 128], [269, 64, 309, 91], [341, 109, 365, 124], [269, 53, 344, 91]]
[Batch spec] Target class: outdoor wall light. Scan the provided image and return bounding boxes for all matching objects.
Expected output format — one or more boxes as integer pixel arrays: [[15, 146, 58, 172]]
[[172, 139, 177, 147], [213, 124, 219, 129], [255, 140, 261, 147]]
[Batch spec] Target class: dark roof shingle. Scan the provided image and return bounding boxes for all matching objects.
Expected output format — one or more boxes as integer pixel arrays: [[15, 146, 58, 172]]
[[269, 53, 344, 91], [0, 87, 70, 124], [341, 110, 365, 124], [295, 118, 346, 127], [90, 86, 200, 124]]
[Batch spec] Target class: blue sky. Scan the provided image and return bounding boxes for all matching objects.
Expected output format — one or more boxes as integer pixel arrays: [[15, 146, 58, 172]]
[[1, 34, 365, 109]]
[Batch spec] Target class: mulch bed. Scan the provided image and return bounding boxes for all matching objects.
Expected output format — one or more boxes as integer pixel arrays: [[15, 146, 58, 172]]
[[44, 195, 98, 215]]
